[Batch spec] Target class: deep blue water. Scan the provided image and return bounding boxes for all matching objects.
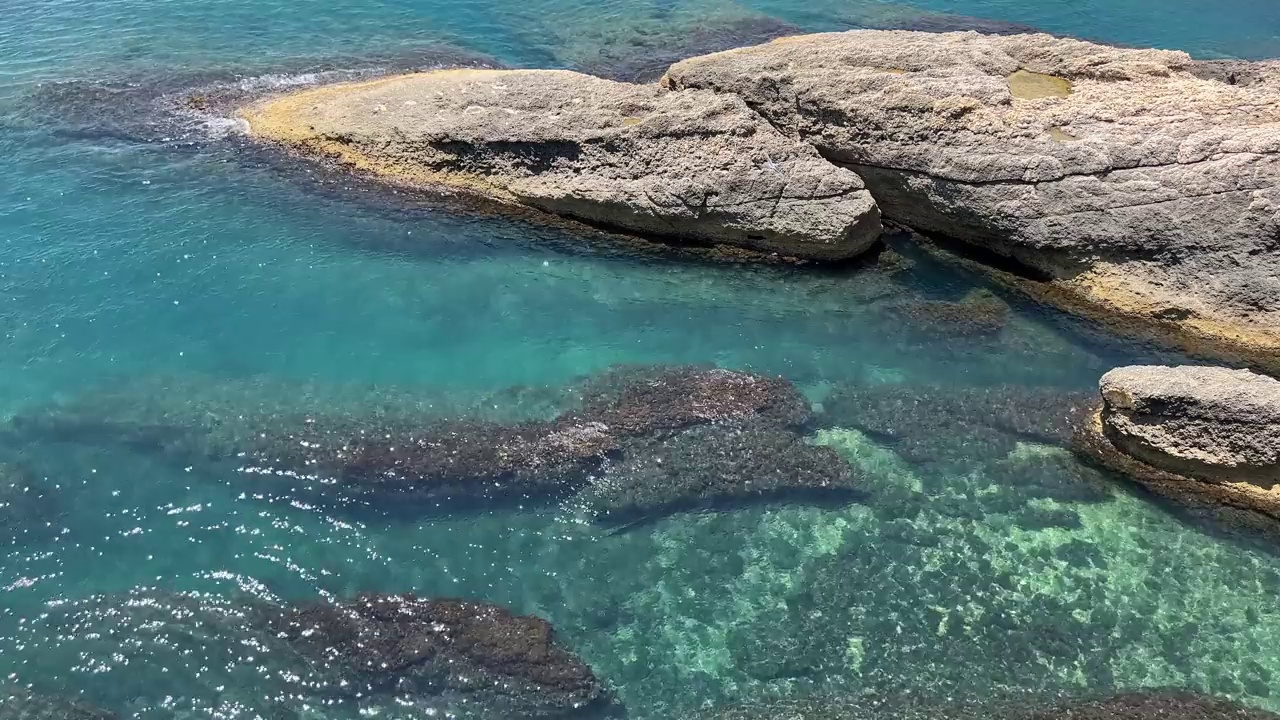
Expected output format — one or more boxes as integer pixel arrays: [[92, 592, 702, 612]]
[[2, 0, 1280, 718]]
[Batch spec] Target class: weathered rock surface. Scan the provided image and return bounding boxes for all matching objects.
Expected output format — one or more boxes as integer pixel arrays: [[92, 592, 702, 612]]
[[271, 593, 610, 717], [1100, 365, 1280, 481], [241, 68, 881, 260], [1077, 365, 1280, 531], [665, 30, 1280, 368]]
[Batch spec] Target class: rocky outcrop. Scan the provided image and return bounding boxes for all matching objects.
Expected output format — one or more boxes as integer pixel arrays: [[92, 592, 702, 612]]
[[1076, 365, 1280, 531], [664, 30, 1280, 369], [240, 69, 881, 260], [270, 593, 610, 717]]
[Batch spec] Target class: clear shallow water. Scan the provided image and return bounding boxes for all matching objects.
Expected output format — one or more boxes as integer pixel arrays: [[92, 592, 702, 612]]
[[2, 0, 1280, 718]]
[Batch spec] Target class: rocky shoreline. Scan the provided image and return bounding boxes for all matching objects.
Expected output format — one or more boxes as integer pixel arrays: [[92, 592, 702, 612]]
[[238, 29, 1279, 373], [234, 29, 1280, 534]]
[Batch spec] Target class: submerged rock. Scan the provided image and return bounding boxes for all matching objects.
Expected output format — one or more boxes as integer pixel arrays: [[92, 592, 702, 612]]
[[21, 45, 503, 145], [240, 365, 820, 510], [570, 364, 813, 433], [20, 590, 610, 719], [581, 421, 861, 523], [821, 382, 1093, 467], [665, 30, 1280, 369], [571, 16, 800, 83], [271, 593, 610, 717], [240, 68, 881, 260], [697, 691, 1280, 720], [0, 688, 116, 720], [1076, 365, 1280, 533], [0, 462, 63, 546], [887, 288, 1011, 338], [12, 365, 856, 524]]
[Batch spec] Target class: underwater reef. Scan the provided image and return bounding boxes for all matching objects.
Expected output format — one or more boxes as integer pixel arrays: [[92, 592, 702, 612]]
[[270, 593, 613, 717], [0, 461, 63, 547], [15, 590, 612, 720], [820, 381, 1093, 470], [7, 365, 864, 524]]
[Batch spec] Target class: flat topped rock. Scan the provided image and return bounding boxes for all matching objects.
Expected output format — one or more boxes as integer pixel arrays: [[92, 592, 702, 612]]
[[1077, 364, 1280, 535], [666, 30, 1280, 368], [241, 68, 881, 260], [1102, 365, 1280, 425], [1099, 365, 1280, 477]]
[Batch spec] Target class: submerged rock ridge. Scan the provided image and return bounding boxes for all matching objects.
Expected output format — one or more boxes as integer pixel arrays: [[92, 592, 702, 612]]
[[664, 30, 1280, 369], [240, 68, 882, 260], [270, 593, 611, 717], [1076, 365, 1280, 534], [10, 366, 863, 523]]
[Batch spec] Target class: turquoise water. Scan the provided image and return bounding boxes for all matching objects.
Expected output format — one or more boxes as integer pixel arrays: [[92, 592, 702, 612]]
[[2, 0, 1280, 718]]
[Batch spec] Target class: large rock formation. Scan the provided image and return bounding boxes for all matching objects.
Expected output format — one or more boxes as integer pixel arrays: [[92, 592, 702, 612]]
[[1076, 365, 1280, 532], [664, 31, 1280, 369], [240, 68, 881, 260]]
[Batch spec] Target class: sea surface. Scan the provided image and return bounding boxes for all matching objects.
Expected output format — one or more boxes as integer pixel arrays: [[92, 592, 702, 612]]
[[2, 0, 1280, 718]]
